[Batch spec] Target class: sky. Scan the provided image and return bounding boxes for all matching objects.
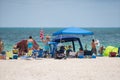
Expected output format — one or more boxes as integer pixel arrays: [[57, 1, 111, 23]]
[[0, 0, 120, 28]]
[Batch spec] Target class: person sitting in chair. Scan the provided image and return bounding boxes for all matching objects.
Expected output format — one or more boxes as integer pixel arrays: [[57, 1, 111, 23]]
[[56, 46, 66, 59], [66, 45, 72, 57], [76, 48, 84, 58]]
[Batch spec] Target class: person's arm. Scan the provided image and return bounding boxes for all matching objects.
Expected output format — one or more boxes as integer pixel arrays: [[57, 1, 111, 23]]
[[75, 51, 78, 57], [41, 39, 47, 43]]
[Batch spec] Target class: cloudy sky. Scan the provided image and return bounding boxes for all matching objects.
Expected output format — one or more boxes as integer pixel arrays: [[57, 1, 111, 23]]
[[0, 0, 120, 27]]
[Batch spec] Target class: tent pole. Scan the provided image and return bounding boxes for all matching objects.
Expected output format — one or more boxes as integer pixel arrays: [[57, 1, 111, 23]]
[[72, 41, 75, 52], [60, 35, 62, 43]]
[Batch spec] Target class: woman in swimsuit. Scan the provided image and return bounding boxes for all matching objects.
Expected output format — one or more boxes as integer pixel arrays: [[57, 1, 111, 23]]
[[27, 36, 34, 50]]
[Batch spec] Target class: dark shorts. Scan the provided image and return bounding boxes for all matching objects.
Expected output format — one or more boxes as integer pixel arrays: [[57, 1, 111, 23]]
[[91, 48, 97, 54]]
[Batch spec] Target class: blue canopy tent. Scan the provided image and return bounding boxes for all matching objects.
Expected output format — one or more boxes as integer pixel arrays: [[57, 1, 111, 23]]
[[52, 27, 94, 52], [52, 27, 94, 36]]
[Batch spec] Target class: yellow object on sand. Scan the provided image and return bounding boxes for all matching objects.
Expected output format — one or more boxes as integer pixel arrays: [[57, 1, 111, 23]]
[[103, 46, 118, 56], [6, 51, 13, 59], [12, 49, 18, 54], [27, 50, 33, 56]]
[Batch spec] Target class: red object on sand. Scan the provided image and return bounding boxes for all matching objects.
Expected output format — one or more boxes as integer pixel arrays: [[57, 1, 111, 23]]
[[109, 52, 117, 57]]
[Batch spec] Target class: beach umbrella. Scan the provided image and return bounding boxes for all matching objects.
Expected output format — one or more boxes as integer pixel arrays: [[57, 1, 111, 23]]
[[52, 27, 94, 36]]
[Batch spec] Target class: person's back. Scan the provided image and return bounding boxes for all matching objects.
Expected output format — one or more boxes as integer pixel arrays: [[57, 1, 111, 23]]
[[27, 36, 34, 50], [91, 39, 96, 49], [76, 48, 84, 57], [91, 39, 97, 54]]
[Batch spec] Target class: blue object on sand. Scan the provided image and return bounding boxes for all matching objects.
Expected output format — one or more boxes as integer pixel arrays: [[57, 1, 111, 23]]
[[37, 49, 43, 58], [91, 53, 96, 58], [13, 55, 18, 59], [92, 55, 96, 58], [78, 55, 84, 58]]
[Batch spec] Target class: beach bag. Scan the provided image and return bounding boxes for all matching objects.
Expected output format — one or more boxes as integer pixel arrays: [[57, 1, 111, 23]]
[[109, 48, 118, 57], [0, 54, 6, 59], [109, 52, 117, 57]]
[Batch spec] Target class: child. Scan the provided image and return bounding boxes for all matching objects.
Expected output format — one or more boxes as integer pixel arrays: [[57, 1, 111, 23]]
[[76, 48, 84, 58], [66, 45, 72, 57], [98, 45, 105, 56]]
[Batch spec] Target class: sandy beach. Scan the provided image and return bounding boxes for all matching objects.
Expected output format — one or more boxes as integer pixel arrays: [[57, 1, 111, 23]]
[[0, 57, 120, 80]]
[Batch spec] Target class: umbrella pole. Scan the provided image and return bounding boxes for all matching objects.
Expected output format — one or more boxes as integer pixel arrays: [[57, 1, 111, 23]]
[[60, 35, 62, 43]]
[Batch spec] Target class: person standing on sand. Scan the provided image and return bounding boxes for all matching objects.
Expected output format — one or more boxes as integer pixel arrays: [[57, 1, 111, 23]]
[[91, 39, 97, 55], [27, 36, 34, 50], [27, 36, 35, 56], [41, 35, 51, 57], [0, 38, 4, 54]]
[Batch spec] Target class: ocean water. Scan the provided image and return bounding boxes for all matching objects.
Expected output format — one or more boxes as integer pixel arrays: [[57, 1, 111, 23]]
[[0, 27, 120, 51]]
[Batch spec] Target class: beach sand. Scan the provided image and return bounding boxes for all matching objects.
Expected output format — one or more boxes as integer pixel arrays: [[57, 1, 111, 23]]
[[0, 57, 120, 80]]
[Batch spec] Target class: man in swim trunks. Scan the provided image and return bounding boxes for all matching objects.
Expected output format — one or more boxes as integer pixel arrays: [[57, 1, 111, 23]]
[[91, 39, 97, 55]]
